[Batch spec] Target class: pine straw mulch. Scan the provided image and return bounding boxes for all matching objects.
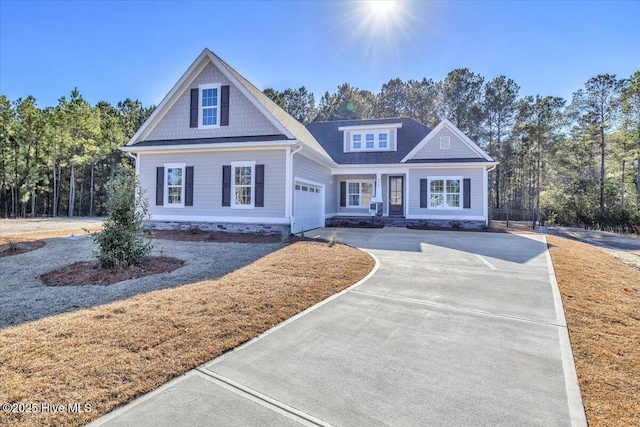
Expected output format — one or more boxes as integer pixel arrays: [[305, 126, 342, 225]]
[[149, 229, 288, 243], [39, 257, 185, 286], [0, 241, 374, 427], [546, 235, 640, 427], [0, 240, 46, 258]]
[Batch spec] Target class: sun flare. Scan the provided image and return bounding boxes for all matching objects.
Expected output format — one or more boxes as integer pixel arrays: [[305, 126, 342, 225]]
[[370, 0, 395, 15]]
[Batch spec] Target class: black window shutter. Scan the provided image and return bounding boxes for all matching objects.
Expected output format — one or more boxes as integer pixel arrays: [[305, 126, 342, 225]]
[[190, 88, 199, 128], [463, 178, 471, 209], [220, 85, 230, 126], [222, 165, 231, 206], [255, 164, 264, 207], [340, 182, 346, 207], [420, 179, 428, 208], [185, 166, 194, 206], [156, 167, 164, 206]]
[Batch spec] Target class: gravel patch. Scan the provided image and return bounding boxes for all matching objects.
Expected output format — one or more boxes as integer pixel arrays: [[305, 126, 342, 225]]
[[0, 236, 280, 328]]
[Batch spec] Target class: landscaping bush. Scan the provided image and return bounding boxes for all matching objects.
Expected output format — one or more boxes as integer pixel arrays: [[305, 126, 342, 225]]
[[92, 165, 152, 268]]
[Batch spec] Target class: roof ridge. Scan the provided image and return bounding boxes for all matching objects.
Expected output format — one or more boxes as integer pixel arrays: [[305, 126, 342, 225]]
[[208, 50, 332, 161]]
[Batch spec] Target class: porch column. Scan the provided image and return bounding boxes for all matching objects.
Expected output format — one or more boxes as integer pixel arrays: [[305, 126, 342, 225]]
[[372, 173, 383, 203]]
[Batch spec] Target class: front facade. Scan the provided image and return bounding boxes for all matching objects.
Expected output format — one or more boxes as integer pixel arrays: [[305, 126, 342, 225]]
[[122, 49, 497, 234]]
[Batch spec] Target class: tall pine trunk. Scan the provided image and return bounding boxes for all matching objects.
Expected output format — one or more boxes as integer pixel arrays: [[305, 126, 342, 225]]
[[78, 165, 85, 216], [89, 161, 95, 216], [31, 187, 36, 218], [599, 127, 605, 211], [621, 160, 626, 210], [69, 159, 75, 217]]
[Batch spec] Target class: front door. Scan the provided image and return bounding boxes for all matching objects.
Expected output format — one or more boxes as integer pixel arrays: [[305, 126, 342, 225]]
[[389, 176, 404, 216]]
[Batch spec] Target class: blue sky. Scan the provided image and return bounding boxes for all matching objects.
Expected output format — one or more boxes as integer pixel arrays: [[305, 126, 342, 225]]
[[1, 1, 639, 108]]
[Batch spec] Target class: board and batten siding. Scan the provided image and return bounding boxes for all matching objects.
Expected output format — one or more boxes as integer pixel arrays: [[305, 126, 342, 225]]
[[411, 127, 482, 160], [408, 167, 485, 218], [146, 62, 279, 141], [292, 154, 336, 216], [140, 149, 287, 220]]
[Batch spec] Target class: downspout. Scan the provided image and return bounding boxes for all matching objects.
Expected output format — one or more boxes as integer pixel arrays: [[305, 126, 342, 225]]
[[289, 144, 303, 232]]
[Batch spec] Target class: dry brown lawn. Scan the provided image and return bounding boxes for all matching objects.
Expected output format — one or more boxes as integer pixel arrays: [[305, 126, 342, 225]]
[[0, 241, 374, 427], [0, 227, 102, 245], [547, 235, 640, 427]]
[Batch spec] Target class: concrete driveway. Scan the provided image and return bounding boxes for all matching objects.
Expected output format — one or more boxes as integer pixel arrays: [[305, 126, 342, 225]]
[[93, 228, 586, 427]]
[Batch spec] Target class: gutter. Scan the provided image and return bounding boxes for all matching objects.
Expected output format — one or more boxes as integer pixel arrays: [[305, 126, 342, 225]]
[[288, 144, 304, 226]]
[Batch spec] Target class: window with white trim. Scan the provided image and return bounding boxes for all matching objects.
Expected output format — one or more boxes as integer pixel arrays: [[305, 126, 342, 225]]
[[165, 163, 186, 207], [429, 177, 462, 209], [231, 161, 255, 208], [347, 180, 375, 207], [199, 83, 221, 128], [350, 131, 391, 151], [378, 132, 388, 148]]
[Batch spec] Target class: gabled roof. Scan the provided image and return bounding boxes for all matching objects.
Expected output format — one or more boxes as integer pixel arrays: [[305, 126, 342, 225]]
[[126, 48, 333, 161], [306, 118, 431, 164], [401, 118, 494, 163]]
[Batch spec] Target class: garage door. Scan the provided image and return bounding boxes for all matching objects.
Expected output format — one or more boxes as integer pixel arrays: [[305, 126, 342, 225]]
[[292, 182, 324, 233]]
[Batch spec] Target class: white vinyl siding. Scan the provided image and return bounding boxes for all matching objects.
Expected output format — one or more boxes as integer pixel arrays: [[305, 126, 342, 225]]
[[140, 149, 287, 220], [292, 154, 335, 216], [408, 167, 484, 218]]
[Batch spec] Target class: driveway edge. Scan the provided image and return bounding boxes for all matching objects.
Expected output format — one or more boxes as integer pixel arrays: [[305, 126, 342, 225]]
[[207, 248, 380, 364], [543, 236, 588, 427]]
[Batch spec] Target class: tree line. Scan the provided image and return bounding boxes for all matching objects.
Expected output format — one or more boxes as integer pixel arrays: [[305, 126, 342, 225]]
[[0, 91, 154, 218], [265, 70, 640, 230], [2, 68, 639, 231]]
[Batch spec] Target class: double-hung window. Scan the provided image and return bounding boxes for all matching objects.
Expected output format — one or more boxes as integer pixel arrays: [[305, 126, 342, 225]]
[[231, 161, 255, 208], [165, 163, 186, 207], [199, 83, 221, 128], [378, 133, 388, 148], [352, 134, 362, 149], [365, 133, 375, 149], [347, 180, 375, 207], [429, 177, 461, 209]]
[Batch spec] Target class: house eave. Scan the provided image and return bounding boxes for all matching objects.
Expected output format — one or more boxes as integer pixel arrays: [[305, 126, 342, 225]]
[[121, 140, 296, 153]]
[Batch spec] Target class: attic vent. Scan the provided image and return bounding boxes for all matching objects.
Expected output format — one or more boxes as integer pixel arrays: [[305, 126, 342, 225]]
[[440, 136, 450, 149]]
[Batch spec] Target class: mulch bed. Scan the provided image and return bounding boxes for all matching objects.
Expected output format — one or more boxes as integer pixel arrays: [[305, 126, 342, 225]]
[[40, 256, 184, 286], [148, 229, 324, 243], [0, 240, 46, 258], [326, 222, 385, 229]]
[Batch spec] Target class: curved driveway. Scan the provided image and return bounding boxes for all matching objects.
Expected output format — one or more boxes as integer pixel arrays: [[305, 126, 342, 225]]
[[94, 228, 586, 427]]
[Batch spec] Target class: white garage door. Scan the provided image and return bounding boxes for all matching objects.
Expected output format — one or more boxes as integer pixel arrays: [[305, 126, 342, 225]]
[[292, 182, 324, 233]]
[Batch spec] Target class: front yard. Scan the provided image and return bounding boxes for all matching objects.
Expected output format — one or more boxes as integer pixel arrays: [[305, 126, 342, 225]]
[[0, 232, 374, 427]]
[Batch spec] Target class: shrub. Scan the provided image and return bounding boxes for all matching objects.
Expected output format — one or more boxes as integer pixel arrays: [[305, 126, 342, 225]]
[[7, 240, 18, 251], [451, 221, 462, 230], [92, 165, 152, 269]]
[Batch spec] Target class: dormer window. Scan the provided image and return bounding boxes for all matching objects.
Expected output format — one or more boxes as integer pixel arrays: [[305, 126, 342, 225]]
[[198, 83, 221, 128], [340, 122, 402, 153], [350, 131, 391, 151]]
